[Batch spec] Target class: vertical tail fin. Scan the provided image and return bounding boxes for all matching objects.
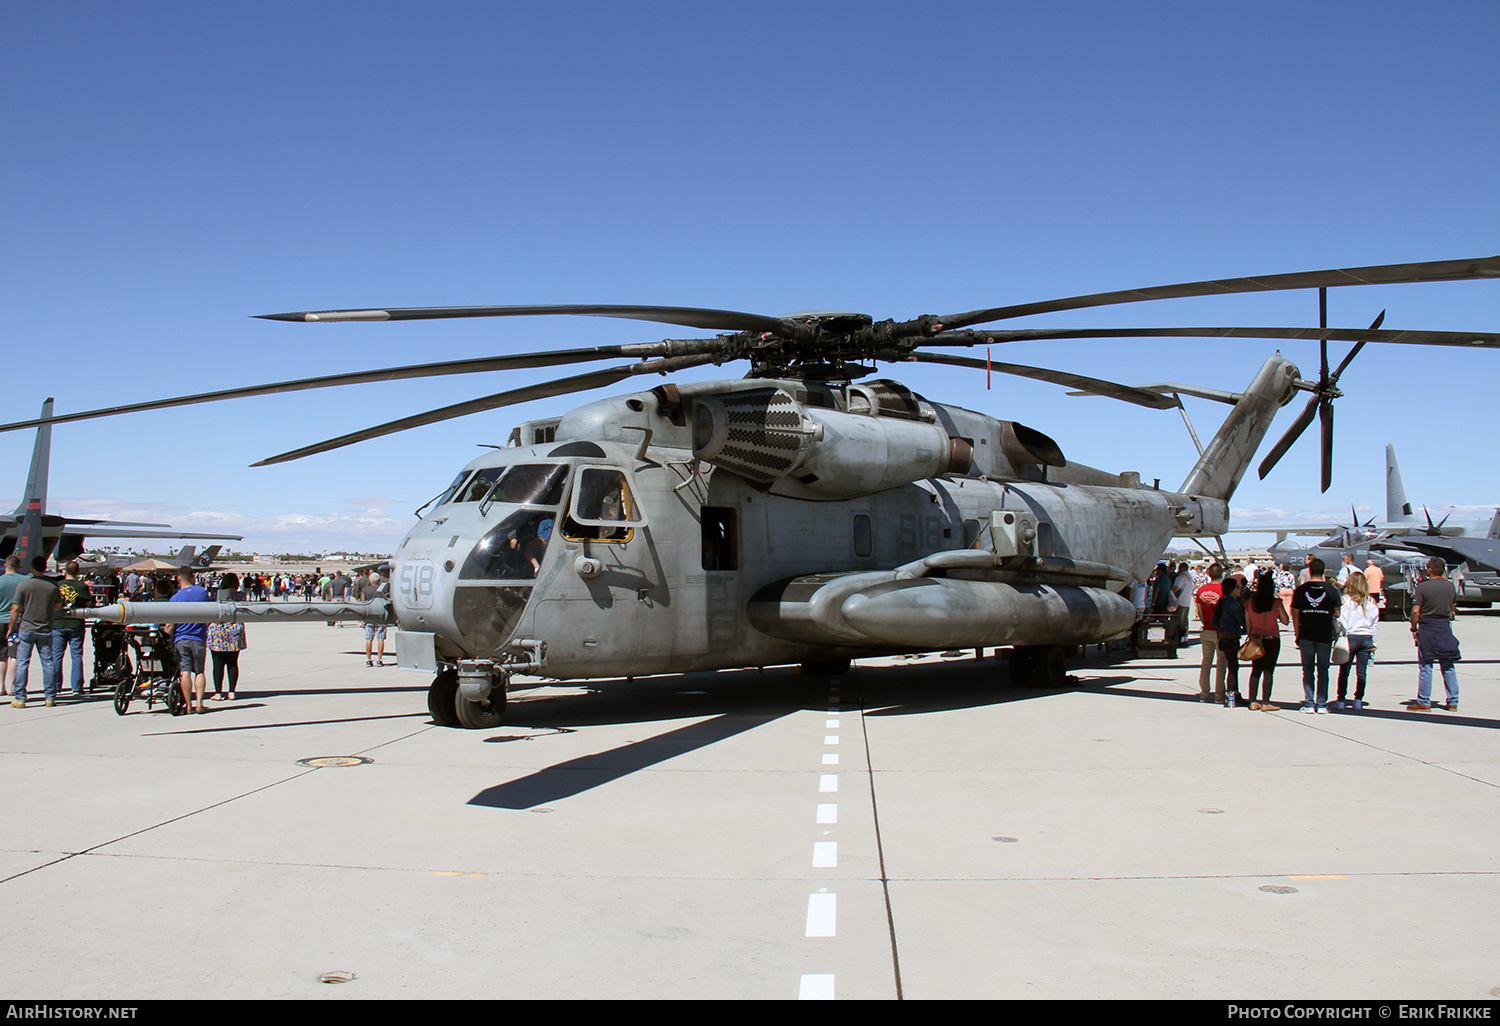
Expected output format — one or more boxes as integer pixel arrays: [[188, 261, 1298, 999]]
[[12, 399, 53, 568], [1178, 356, 1300, 501], [1385, 444, 1415, 523]]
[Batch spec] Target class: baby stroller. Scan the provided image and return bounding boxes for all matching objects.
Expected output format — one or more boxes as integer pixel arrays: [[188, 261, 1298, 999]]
[[90, 622, 133, 697], [112, 624, 185, 716]]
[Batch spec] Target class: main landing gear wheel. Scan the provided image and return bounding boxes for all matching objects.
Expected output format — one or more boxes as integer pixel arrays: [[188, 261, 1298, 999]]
[[1009, 645, 1069, 688], [427, 669, 460, 728], [800, 658, 851, 676], [113, 678, 132, 716]]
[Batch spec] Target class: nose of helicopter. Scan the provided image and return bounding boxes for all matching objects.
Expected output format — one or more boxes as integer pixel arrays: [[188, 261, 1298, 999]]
[[391, 504, 555, 659]]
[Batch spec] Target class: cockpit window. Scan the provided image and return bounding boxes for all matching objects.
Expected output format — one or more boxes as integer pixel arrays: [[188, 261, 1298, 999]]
[[572, 468, 639, 522], [435, 470, 472, 507], [562, 467, 641, 542], [454, 463, 568, 506], [486, 463, 569, 506], [454, 467, 506, 503], [459, 510, 556, 581]]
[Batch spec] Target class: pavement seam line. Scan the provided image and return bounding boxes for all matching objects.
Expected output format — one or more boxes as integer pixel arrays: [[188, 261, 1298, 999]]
[[0, 767, 321, 886], [854, 667, 904, 1001], [1256, 706, 1500, 790]]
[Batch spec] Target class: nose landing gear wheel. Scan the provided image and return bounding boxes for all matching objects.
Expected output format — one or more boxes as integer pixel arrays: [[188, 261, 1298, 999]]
[[454, 688, 506, 729]]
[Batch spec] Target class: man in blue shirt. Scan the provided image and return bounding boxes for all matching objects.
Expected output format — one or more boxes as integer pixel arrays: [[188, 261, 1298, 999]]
[[168, 568, 210, 713]]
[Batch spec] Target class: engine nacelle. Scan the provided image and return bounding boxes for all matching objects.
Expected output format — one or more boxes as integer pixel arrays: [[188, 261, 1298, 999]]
[[690, 387, 970, 500]]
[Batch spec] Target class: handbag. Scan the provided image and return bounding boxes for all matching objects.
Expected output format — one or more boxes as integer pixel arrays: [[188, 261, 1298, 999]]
[[1238, 635, 1265, 661], [1331, 635, 1350, 665]]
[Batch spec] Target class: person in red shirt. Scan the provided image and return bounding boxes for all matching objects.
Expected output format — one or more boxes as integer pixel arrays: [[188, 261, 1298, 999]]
[[1194, 563, 1226, 702]]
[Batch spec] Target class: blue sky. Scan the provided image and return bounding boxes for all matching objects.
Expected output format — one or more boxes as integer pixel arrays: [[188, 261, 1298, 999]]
[[2, 1, 1496, 552]]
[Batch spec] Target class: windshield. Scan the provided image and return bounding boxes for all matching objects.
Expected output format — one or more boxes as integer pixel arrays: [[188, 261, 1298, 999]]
[[486, 463, 569, 506], [454, 463, 568, 506]]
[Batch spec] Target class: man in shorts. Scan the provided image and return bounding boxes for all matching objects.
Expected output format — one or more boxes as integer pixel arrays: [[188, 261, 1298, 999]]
[[167, 568, 210, 713], [0, 555, 26, 696], [362, 572, 389, 666]]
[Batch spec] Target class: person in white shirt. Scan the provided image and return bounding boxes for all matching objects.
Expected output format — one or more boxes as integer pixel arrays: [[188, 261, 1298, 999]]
[[1333, 570, 1379, 710], [1170, 562, 1193, 638], [1336, 552, 1356, 589]]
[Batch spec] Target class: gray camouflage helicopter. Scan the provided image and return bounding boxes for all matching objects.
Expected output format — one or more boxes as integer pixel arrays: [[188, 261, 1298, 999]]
[[11, 255, 1499, 727]]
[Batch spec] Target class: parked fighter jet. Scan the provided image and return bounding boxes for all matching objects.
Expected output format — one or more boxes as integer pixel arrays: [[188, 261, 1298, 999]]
[[78, 544, 225, 573], [1375, 518, 1500, 613]]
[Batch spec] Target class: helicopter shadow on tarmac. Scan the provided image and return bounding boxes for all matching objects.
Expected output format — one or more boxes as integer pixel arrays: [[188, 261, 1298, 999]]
[[466, 657, 1142, 809]]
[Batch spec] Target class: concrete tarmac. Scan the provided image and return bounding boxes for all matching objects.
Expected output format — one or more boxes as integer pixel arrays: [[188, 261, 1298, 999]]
[[1, 613, 1496, 1000]]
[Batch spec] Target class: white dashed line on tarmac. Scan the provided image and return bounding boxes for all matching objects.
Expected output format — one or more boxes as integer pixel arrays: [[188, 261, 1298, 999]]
[[799, 681, 843, 996], [805, 892, 837, 936], [799, 973, 835, 999]]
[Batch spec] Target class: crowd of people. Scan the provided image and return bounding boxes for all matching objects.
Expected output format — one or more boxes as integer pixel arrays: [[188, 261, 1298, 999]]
[[91, 567, 366, 604], [3, 561, 389, 710], [1163, 551, 1462, 714]]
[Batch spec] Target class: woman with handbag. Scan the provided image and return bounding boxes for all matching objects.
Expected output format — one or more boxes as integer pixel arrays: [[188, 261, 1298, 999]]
[[1333, 570, 1379, 710], [1244, 568, 1290, 710], [1214, 576, 1248, 707], [208, 572, 248, 701]]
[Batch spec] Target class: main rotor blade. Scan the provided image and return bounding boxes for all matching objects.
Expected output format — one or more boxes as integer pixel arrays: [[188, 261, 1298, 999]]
[[252, 353, 720, 466], [907, 352, 1178, 409], [937, 254, 1500, 329], [0, 340, 721, 436], [1257, 393, 1321, 480], [921, 325, 1500, 348], [258, 302, 799, 336]]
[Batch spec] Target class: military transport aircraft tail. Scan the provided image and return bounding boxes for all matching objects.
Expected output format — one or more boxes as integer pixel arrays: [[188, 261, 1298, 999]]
[[1177, 354, 1300, 502], [0, 397, 242, 561], [1386, 444, 1416, 524], [10, 398, 53, 568]]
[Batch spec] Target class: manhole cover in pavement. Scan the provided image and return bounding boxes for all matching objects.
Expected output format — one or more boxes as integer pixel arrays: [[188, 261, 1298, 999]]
[[297, 756, 373, 768]]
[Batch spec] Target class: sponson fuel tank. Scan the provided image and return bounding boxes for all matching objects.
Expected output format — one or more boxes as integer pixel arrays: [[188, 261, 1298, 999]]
[[748, 569, 1136, 650]]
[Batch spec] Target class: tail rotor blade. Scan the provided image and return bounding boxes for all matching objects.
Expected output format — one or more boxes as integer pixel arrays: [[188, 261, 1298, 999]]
[[1329, 310, 1384, 384], [1320, 399, 1335, 493], [1257, 393, 1320, 479]]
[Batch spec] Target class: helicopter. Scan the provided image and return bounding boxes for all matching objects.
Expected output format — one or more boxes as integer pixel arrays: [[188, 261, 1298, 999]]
[[12, 254, 1499, 728]]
